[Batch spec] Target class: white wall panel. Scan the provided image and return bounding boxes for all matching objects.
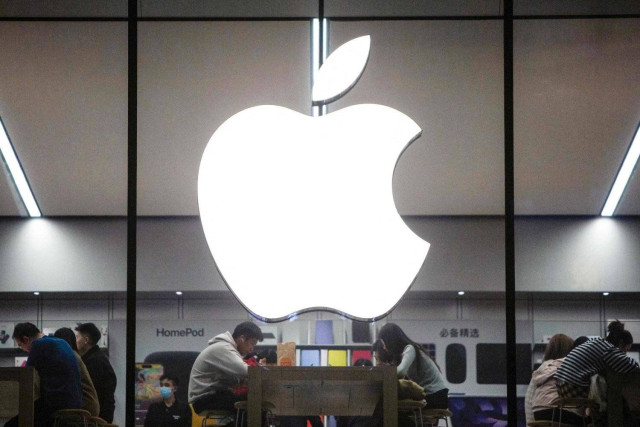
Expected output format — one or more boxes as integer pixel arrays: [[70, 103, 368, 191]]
[[606, 301, 640, 321], [514, 19, 640, 214], [516, 218, 640, 292], [0, 219, 126, 292], [390, 298, 458, 320], [405, 217, 505, 292], [533, 321, 602, 344], [0, 300, 37, 322], [41, 299, 109, 321], [0, 22, 128, 216], [136, 217, 225, 292], [463, 299, 506, 320], [330, 20, 504, 216], [183, 298, 249, 321], [532, 300, 600, 321], [136, 299, 181, 320], [138, 21, 311, 215]]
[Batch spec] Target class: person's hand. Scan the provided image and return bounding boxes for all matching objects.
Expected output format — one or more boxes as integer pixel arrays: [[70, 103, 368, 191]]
[[258, 358, 267, 366]]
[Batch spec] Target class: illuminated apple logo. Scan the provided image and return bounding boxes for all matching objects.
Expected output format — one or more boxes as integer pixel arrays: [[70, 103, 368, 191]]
[[198, 36, 429, 321]]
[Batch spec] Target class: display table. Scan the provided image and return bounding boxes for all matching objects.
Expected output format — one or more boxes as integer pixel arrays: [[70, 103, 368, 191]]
[[0, 367, 36, 427], [248, 365, 398, 426], [606, 368, 640, 427]]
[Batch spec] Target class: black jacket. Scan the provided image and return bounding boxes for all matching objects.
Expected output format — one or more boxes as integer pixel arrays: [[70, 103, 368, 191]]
[[82, 345, 117, 422], [144, 399, 192, 427]]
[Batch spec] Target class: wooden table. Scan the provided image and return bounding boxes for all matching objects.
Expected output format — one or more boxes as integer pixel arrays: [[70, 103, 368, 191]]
[[606, 368, 640, 427], [0, 367, 36, 427], [248, 365, 397, 426]]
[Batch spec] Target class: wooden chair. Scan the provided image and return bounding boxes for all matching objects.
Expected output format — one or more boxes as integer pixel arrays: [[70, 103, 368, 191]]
[[52, 409, 92, 427], [421, 408, 452, 427], [88, 416, 108, 426], [397, 399, 427, 427]]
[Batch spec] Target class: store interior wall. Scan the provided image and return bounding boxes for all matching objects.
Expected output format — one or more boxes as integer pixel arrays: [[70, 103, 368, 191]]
[[2, 216, 640, 293], [1, 291, 638, 426]]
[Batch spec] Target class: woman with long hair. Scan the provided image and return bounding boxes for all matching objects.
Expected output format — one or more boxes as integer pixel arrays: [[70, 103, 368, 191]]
[[525, 333, 581, 424], [375, 323, 448, 409]]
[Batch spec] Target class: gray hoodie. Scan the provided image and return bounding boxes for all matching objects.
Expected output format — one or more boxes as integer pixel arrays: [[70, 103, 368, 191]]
[[188, 331, 249, 402]]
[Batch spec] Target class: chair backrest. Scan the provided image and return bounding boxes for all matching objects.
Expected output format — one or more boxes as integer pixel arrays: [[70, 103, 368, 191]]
[[89, 416, 108, 426], [53, 409, 92, 427]]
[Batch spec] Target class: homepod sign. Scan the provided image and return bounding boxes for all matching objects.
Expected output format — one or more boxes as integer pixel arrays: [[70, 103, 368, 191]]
[[156, 327, 204, 338]]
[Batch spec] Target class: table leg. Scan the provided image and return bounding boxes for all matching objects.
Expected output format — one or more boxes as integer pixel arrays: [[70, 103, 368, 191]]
[[248, 366, 262, 427], [18, 368, 35, 427], [382, 366, 397, 427]]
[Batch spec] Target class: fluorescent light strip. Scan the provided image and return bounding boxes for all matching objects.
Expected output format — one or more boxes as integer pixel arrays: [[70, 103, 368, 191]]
[[0, 117, 41, 217], [601, 122, 640, 216], [311, 18, 329, 117]]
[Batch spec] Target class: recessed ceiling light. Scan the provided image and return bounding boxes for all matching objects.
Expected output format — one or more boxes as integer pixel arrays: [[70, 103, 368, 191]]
[[175, 291, 183, 296], [601, 121, 640, 216], [0, 117, 41, 217], [457, 291, 465, 296], [33, 291, 40, 296], [602, 292, 610, 296]]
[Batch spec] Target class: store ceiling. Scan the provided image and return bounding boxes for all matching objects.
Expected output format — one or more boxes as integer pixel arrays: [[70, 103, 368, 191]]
[[0, 10, 639, 217]]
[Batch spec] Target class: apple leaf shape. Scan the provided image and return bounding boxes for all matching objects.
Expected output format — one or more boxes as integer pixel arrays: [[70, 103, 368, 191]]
[[312, 35, 371, 105]]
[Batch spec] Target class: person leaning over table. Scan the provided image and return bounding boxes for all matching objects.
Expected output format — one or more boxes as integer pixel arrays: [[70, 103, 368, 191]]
[[556, 320, 638, 399], [376, 323, 449, 409], [555, 320, 639, 427], [188, 321, 264, 416], [363, 324, 449, 427], [53, 327, 100, 418], [7, 322, 82, 427]]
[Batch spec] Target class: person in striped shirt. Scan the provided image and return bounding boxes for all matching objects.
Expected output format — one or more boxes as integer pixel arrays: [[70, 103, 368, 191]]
[[555, 320, 638, 401]]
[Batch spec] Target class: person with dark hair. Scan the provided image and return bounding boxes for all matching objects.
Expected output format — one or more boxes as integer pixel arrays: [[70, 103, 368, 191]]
[[6, 322, 81, 427], [525, 334, 584, 424], [188, 321, 264, 416], [556, 320, 639, 420], [144, 374, 192, 427], [244, 348, 278, 366], [53, 327, 100, 417], [75, 322, 117, 422], [572, 336, 589, 349], [354, 358, 373, 367], [376, 323, 448, 410]]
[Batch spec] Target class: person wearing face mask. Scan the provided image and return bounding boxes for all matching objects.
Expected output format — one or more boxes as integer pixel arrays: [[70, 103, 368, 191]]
[[144, 374, 192, 427]]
